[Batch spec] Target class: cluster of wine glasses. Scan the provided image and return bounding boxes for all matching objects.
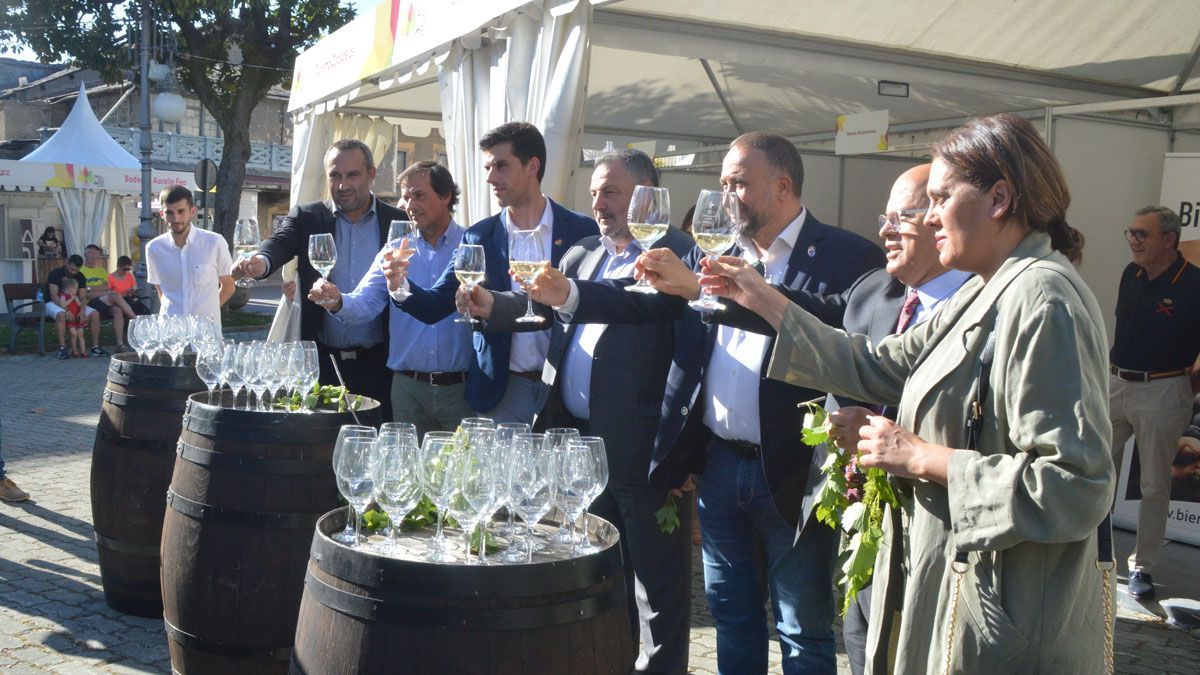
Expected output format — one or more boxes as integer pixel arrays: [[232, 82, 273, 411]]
[[126, 314, 220, 365], [192, 339, 321, 411], [331, 418, 610, 565]]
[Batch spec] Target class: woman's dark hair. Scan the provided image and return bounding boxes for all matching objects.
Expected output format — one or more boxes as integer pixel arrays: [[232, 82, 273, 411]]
[[41, 226, 57, 238], [932, 113, 1083, 264]]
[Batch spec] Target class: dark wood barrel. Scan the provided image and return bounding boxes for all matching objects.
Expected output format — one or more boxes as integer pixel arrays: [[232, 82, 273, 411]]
[[290, 510, 633, 675], [161, 391, 380, 675], [90, 352, 202, 617]]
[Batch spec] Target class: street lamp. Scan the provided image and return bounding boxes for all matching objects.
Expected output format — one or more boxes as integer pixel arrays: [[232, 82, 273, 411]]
[[136, 1, 155, 306]]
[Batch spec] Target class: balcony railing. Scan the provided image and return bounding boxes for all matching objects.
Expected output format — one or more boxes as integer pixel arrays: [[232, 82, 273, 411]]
[[39, 127, 292, 174]]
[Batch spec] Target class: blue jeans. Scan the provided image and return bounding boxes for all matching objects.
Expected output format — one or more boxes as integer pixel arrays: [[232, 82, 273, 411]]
[[699, 438, 837, 674], [477, 375, 548, 425]]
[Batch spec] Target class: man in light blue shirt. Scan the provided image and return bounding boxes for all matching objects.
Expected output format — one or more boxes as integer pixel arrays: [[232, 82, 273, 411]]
[[311, 161, 474, 436]]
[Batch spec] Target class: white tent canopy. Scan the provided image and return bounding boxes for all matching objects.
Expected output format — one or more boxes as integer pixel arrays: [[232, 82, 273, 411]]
[[15, 84, 191, 264], [289, 0, 1200, 211]]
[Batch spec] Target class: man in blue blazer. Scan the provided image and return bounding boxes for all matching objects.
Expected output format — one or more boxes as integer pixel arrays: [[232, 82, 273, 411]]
[[466, 149, 704, 674], [637, 132, 884, 674], [386, 122, 597, 423]]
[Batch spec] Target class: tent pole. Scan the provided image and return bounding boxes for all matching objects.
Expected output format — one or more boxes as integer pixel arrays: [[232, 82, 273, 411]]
[[699, 59, 745, 135], [136, 1, 156, 308]]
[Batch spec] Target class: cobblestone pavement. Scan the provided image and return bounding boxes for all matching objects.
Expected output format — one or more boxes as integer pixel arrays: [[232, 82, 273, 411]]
[[1, 350, 1198, 673]]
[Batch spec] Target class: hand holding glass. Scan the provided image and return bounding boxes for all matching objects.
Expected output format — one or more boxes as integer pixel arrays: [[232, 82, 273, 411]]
[[689, 190, 740, 311], [233, 219, 260, 288], [626, 186, 671, 293]]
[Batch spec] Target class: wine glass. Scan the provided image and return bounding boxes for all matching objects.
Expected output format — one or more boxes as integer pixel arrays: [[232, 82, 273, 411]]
[[445, 436, 497, 564], [543, 428, 581, 544], [557, 443, 592, 557], [126, 316, 149, 364], [259, 342, 284, 411], [233, 219, 261, 288], [626, 185, 671, 293], [508, 229, 546, 324], [194, 340, 224, 405], [220, 340, 245, 408], [460, 417, 495, 430], [240, 341, 265, 411], [289, 341, 320, 412], [510, 433, 556, 563], [387, 220, 417, 258], [574, 436, 609, 553], [308, 233, 337, 306], [689, 190, 740, 311], [334, 435, 377, 548], [380, 422, 418, 449], [495, 422, 531, 558], [161, 316, 188, 366], [420, 431, 460, 562], [453, 244, 486, 323], [143, 315, 164, 364], [373, 431, 424, 556], [331, 425, 379, 544]]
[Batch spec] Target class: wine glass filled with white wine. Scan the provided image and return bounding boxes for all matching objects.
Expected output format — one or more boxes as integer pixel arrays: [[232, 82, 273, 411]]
[[454, 244, 486, 323], [626, 186, 670, 293], [508, 228, 547, 324], [688, 189, 740, 311], [307, 233, 337, 306], [233, 219, 260, 288]]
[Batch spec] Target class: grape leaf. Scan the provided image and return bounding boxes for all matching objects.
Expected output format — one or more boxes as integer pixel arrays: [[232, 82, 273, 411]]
[[655, 493, 680, 534]]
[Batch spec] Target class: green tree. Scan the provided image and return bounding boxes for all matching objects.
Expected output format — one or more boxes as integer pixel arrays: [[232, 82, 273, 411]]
[[0, 0, 354, 243]]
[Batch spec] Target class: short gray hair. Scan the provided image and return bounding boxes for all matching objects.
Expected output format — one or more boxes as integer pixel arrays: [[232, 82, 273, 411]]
[[596, 148, 659, 187], [1135, 205, 1182, 247]]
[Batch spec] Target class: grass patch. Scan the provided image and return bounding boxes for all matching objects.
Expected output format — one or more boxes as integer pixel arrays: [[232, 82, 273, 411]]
[[0, 309, 273, 355]]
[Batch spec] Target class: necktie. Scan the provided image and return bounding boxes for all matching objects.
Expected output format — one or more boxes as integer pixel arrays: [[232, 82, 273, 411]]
[[895, 289, 920, 333]]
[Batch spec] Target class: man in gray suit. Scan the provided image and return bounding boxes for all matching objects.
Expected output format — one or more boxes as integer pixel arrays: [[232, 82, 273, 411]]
[[466, 149, 702, 674]]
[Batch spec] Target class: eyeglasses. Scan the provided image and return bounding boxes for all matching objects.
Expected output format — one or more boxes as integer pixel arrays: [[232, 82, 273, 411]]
[[1124, 228, 1162, 243], [878, 208, 929, 233]]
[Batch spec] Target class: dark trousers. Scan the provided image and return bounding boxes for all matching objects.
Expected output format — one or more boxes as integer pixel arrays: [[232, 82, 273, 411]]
[[317, 342, 392, 422], [843, 584, 871, 675]]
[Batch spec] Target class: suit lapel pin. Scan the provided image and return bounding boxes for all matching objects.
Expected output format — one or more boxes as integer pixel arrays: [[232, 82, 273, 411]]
[[554, 238, 563, 246], [807, 244, 816, 258]]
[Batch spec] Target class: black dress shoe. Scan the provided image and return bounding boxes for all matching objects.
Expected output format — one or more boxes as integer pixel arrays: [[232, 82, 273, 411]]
[[1128, 570, 1155, 599]]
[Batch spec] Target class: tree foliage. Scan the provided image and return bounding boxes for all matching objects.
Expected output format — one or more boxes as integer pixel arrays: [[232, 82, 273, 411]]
[[0, 1, 355, 242]]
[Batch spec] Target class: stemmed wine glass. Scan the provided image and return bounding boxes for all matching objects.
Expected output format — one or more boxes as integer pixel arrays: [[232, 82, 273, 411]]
[[387, 220, 417, 257], [557, 443, 593, 557], [420, 431, 459, 562], [543, 428, 581, 543], [308, 233, 337, 306], [127, 316, 149, 364], [161, 317, 188, 366], [220, 340, 245, 408], [445, 432, 498, 564], [510, 432, 556, 563], [194, 340, 224, 405], [243, 342, 268, 411], [574, 436, 609, 553], [235, 341, 260, 411], [330, 425, 378, 544], [233, 219, 261, 288], [288, 341, 320, 412], [689, 190, 740, 311], [373, 430, 424, 555], [494, 422, 531, 559], [334, 435, 377, 548], [626, 186, 671, 293], [453, 244, 486, 323], [508, 229, 546, 324]]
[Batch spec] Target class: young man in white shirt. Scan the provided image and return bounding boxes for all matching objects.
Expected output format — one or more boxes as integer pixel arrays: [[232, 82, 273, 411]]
[[145, 185, 235, 327]]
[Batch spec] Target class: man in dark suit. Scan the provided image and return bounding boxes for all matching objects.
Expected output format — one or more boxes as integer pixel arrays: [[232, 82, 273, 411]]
[[386, 122, 597, 424], [231, 138, 406, 419], [638, 132, 883, 674], [728, 163, 970, 675], [466, 149, 703, 674]]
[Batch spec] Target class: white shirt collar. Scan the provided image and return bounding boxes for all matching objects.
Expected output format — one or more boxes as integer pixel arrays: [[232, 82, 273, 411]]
[[501, 196, 553, 235], [739, 207, 806, 278]]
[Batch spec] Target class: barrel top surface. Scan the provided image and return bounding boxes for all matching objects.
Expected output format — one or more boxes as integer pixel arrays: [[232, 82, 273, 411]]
[[308, 509, 623, 596], [182, 391, 381, 437], [107, 352, 203, 389]]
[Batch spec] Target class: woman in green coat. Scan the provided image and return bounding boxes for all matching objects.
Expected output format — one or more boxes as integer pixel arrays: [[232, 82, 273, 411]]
[[700, 113, 1115, 674]]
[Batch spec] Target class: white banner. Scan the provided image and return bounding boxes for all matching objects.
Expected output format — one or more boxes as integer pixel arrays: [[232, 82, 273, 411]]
[[835, 109, 889, 155], [1113, 432, 1200, 546], [1160, 153, 1200, 266], [0, 160, 192, 194]]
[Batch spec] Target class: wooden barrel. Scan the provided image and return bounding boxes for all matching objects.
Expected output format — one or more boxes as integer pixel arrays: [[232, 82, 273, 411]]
[[90, 352, 201, 617], [161, 391, 381, 675], [290, 510, 633, 675]]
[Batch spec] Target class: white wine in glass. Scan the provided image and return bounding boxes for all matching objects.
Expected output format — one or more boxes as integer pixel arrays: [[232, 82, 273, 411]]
[[387, 220, 417, 261], [688, 190, 740, 311], [233, 219, 260, 288], [454, 244, 486, 323], [508, 228, 547, 324], [626, 186, 670, 294]]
